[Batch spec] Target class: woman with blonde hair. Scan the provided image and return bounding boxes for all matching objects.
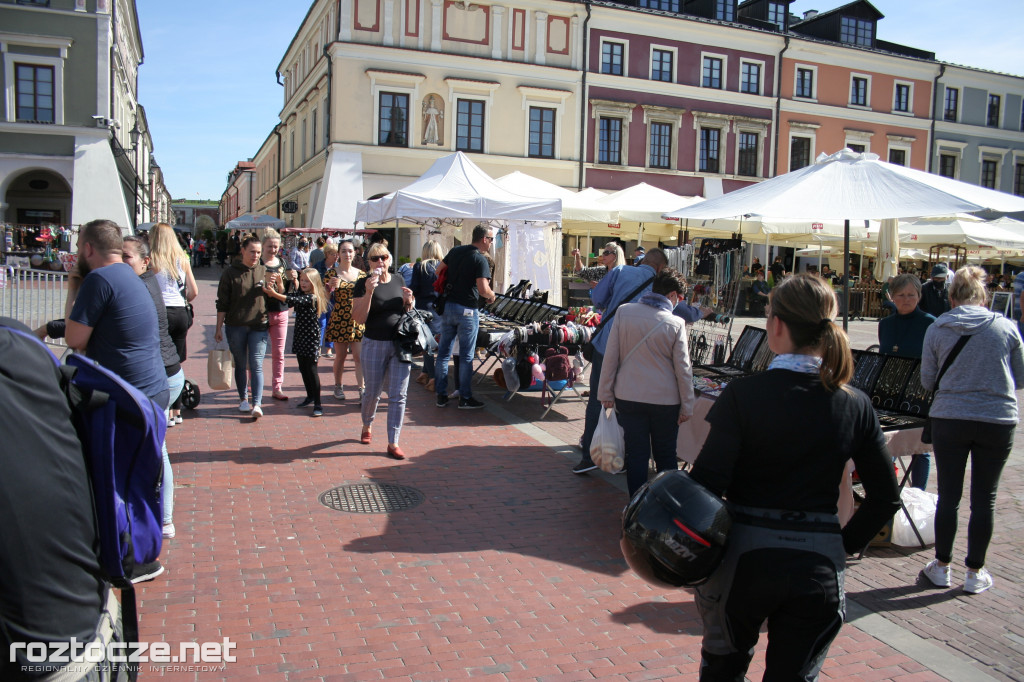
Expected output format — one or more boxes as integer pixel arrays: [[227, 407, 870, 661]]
[[324, 239, 366, 400], [411, 239, 446, 389], [688, 273, 899, 680], [149, 223, 198, 425], [918, 266, 1024, 594], [261, 229, 293, 401], [352, 242, 415, 459], [571, 242, 625, 282]]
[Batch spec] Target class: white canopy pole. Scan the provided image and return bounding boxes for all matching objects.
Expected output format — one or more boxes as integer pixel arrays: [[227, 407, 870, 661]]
[[818, 243, 824, 272]]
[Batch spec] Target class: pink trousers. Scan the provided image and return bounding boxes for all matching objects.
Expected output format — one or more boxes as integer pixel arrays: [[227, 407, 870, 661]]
[[268, 310, 289, 393]]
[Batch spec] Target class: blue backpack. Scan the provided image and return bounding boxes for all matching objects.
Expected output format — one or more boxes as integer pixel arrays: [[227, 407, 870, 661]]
[[0, 322, 165, 647]]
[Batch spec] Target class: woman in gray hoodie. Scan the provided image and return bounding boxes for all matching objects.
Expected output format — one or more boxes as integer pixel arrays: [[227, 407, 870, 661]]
[[919, 266, 1024, 594]]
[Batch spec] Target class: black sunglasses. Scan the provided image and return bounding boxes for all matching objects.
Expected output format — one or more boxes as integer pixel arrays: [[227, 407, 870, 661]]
[[369, 255, 388, 262], [602, 250, 616, 256]]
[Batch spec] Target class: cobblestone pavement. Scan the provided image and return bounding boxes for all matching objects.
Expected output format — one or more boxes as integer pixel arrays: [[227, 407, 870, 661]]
[[142, 267, 1022, 680]]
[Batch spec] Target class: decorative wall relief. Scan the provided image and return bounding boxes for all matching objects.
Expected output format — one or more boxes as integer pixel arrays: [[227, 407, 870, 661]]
[[443, 0, 489, 44], [422, 94, 445, 146]]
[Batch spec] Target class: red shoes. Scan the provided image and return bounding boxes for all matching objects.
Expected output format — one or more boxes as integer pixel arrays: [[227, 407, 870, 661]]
[[386, 444, 406, 460], [360, 427, 372, 444]]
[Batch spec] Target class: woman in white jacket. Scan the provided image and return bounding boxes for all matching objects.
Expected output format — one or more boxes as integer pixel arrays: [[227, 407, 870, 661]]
[[598, 268, 694, 496]]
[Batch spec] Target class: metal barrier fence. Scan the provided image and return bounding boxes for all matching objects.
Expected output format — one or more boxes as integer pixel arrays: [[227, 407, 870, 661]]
[[0, 266, 69, 346]]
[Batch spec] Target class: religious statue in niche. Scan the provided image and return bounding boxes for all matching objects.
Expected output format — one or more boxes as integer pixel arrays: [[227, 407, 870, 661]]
[[422, 94, 445, 146]]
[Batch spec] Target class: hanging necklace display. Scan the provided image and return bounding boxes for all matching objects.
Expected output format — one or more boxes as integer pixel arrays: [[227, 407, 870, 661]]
[[872, 356, 914, 409], [852, 353, 886, 396], [899, 364, 933, 415]]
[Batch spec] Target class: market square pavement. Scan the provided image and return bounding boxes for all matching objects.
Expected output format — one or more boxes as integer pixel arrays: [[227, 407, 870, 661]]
[[141, 267, 1023, 680]]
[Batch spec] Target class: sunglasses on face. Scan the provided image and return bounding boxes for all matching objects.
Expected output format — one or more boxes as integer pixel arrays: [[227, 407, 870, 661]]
[[369, 255, 388, 262], [602, 250, 616, 256]]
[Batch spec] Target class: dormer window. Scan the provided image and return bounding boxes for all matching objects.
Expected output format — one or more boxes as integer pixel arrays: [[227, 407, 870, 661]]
[[714, 0, 735, 21], [640, 0, 681, 11], [840, 16, 873, 46], [767, 2, 787, 29]]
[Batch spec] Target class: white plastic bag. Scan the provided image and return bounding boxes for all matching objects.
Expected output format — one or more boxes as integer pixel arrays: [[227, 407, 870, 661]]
[[591, 408, 625, 473], [891, 486, 938, 547]]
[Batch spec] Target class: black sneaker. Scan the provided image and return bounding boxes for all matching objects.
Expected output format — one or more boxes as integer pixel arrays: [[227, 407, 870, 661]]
[[436, 394, 449, 408], [572, 458, 598, 474], [458, 396, 485, 409], [130, 560, 165, 584]]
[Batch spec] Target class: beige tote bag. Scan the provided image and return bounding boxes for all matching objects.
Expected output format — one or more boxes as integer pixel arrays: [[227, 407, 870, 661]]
[[207, 345, 234, 391]]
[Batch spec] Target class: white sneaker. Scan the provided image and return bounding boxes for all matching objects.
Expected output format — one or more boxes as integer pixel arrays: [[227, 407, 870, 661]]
[[964, 568, 993, 594], [174, 415, 183, 424], [920, 559, 951, 588], [238, 400, 250, 413], [251, 404, 263, 419], [162, 523, 176, 538], [166, 418, 175, 428]]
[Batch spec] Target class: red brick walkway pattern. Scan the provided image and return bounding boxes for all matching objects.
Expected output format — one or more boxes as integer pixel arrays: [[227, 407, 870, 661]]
[[138, 267, 1020, 680]]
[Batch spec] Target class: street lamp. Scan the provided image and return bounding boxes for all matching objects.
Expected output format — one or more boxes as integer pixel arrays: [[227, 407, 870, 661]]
[[149, 157, 160, 222], [112, 120, 141, 157]]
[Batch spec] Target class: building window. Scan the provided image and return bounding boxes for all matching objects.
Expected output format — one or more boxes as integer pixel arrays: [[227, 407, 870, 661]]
[[1015, 163, 1024, 197], [714, 0, 734, 21], [598, 117, 622, 164], [981, 159, 998, 189], [848, 143, 866, 153], [649, 122, 672, 169], [301, 119, 308, 161], [790, 137, 811, 170], [893, 84, 910, 112], [938, 154, 956, 179], [767, 2, 786, 29], [888, 149, 906, 166], [741, 62, 761, 95], [737, 132, 758, 176], [699, 128, 720, 173], [702, 57, 723, 89], [639, 0, 680, 11], [311, 110, 318, 153], [15, 63, 55, 123], [795, 68, 814, 98], [528, 107, 555, 159], [378, 92, 409, 147], [988, 94, 1001, 127], [290, 131, 296, 171], [652, 49, 673, 83], [840, 16, 872, 46], [850, 77, 868, 106], [602, 42, 624, 76], [456, 99, 485, 153], [943, 87, 958, 121]]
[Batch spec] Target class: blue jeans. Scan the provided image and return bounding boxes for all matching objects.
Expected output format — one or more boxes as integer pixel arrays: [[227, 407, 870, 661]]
[[161, 369, 185, 525], [931, 418, 1014, 569], [435, 302, 479, 398], [615, 398, 680, 497], [580, 351, 605, 463], [225, 325, 269, 406]]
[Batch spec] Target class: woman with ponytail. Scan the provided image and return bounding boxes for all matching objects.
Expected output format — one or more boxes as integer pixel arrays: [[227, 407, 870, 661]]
[[688, 273, 900, 681]]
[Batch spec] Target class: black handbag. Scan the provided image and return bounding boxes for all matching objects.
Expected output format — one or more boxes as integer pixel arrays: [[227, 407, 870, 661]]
[[582, 275, 654, 362], [393, 309, 438, 363], [920, 334, 970, 444]]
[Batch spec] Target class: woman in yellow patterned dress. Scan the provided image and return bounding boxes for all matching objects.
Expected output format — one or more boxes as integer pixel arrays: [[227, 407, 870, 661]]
[[325, 239, 366, 400]]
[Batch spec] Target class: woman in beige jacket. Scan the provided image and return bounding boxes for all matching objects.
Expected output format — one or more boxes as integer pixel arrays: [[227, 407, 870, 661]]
[[599, 268, 694, 496]]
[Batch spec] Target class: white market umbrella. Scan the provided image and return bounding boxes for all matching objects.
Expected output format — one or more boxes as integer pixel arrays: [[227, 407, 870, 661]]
[[354, 152, 561, 224], [595, 182, 703, 243], [225, 212, 286, 231], [494, 171, 616, 224], [899, 215, 1024, 249], [665, 149, 1024, 327], [874, 218, 900, 282]]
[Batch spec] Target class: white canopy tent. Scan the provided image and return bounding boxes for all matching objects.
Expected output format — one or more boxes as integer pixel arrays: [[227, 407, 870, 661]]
[[595, 183, 702, 242], [665, 149, 1024, 327], [354, 152, 564, 303], [225, 213, 286, 231]]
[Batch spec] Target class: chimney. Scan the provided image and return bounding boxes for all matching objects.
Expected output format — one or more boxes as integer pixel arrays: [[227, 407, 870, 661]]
[[803, 10, 818, 20]]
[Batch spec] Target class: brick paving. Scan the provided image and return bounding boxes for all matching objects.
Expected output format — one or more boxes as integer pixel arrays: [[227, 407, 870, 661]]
[[141, 267, 1022, 680]]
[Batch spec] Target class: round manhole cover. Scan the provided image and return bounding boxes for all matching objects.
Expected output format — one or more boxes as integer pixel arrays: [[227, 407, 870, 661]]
[[319, 483, 425, 514]]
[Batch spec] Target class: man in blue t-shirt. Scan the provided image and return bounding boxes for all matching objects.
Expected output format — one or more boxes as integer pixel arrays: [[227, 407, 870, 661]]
[[434, 224, 496, 409], [66, 219, 168, 405]]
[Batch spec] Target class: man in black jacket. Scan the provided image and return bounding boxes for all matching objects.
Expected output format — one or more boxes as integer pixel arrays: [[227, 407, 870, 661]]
[[919, 264, 951, 317]]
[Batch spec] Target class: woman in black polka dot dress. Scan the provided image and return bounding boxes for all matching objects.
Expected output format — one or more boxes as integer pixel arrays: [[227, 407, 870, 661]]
[[263, 268, 329, 415]]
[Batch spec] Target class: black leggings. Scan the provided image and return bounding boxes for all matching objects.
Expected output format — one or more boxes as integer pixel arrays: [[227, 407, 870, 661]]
[[931, 418, 1014, 569], [165, 306, 191, 410], [297, 355, 321, 406]]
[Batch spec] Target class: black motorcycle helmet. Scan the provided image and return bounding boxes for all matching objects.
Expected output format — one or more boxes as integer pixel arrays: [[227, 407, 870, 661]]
[[621, 470, 732, 588]]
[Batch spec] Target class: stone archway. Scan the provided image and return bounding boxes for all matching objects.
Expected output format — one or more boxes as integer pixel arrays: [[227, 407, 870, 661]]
[[4, 169, 72, 249]]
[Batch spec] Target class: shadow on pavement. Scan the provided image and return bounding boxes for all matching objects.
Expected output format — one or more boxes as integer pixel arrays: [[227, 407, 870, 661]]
[[340, 445, 631, 577], [610, 600, 702, 635]]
